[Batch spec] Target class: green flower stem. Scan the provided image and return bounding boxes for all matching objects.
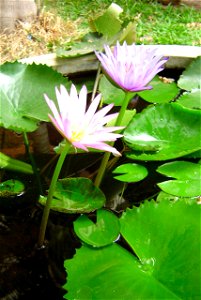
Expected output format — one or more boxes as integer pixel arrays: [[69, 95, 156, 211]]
[[91, 63, 101, 102], [94, 91, 131, 187], [23, 132, 42, 194], [38, 142, 71, 248]]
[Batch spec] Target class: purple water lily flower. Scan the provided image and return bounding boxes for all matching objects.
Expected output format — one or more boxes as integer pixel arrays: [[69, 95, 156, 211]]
[[44, 84, 124, 156], [95, 41, 168, 92]]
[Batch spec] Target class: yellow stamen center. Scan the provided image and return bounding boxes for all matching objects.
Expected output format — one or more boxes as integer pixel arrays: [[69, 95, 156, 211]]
[[71, 130, 85, 142]]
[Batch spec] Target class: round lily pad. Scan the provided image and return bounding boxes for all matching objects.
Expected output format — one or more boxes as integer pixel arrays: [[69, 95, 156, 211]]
[[113, 163, 148, 182], [178, 56, 201, 91], [39, 177, 106, 213], [64, 200, 200, 299], [138, 75, 179, 103], [176, 90, 201, 110], [0, 179, 25, 197], [124, 103, 201, 161], [74, 209, 120, 247], [156, 161, 201, 197]]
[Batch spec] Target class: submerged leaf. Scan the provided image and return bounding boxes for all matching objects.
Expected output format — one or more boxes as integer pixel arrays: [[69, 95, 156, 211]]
[[0, 179, 25, 197], [39, 177, 106, 213]]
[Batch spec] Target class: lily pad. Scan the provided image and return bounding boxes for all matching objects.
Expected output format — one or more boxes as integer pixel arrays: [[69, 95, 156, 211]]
[[39, 177, 106, 213], [112, 163, 148, 182], [0, 179, 25, 197], [64, 200, 200, 299], [156, 191, 198, 204], [138, 75, 179, 103], [178, 56, 201, 91], [176, 89, 201, 110], [56, 36, 104, 58], [99, 75, 135, 106], [74, 209, 120, 247], [157, 161, 201, 197], [0, 61, 70, 132], [124, 103, 201, 160]]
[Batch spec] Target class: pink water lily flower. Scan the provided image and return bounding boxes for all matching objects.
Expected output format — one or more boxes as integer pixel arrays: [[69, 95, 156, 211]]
[[44, 84, 124, 156], [95, 41, 168, 92]]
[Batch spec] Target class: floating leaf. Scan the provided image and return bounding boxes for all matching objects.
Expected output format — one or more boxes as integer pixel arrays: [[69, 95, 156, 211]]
[[64, 200, 200, 299], [99, 74, 135, 106], [157, 161, 201, 197], [178, 56, 201, 91], [138, 75, 179, 103], [176, 89, 201, 110], [0, 61, 70, 132], [0, 179, 25, 197], [0, 152, 33, 174], [124, 103, 201, 160], [56, 36, 104, 58], [39, 177, 106, 213], [74, 209, 120, 247], [156, 191, 198, 204], [113, 163, 148, 182], [106, 109, 136, 130]]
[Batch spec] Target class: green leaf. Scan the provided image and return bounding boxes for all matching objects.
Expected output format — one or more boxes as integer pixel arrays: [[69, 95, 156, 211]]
[[157, 161, 201, 197], [156, 191, 198, 204], [0, 179, 25, 197], [178, 56, 201, 91], [74, 209, 120, 247], [0, 61, 70, 132], [138, 75, 179, 103], [39, 177, 106, 213], [0, 152, 33, 174], [124, 103, 201, 160], [64, 200, 200, 299], [99, 75, 135, 106], [176, 89, 201, 110], [112, 163, 148, 182], [90, 3, 123, 38], [106, 109, 136, 130], [118, 22, 136, 44], [56, 36, 104, 58]]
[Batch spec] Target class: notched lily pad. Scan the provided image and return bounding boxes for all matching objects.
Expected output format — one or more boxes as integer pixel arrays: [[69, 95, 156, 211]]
[[74, 209, 120, 247], [157, 161, 201, 197], [113, 163, 148, 182], [39, 177, 106, 213]]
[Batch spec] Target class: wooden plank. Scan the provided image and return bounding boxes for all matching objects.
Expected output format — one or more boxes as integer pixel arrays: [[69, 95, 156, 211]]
[[19, 45, 201, 75]]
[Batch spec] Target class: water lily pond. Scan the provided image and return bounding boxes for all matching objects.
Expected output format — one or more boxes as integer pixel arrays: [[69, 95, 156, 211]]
[[0, 4, 200, 297]]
